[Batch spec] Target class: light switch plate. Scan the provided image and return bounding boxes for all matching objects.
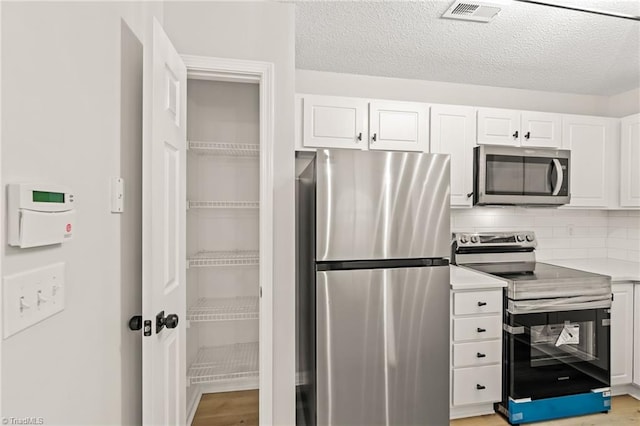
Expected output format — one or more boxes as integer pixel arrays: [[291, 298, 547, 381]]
[[3, 262, 65, 339]]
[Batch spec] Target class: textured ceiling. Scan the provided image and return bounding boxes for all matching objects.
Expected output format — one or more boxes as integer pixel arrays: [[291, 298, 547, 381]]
[[294, 0, 640, 95]]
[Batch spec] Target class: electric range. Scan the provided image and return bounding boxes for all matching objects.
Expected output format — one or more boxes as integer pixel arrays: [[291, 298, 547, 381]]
[[452, 231, 612, 425]]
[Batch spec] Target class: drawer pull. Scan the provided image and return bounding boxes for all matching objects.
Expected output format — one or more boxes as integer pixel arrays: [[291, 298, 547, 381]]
[[476, 384, 486, 390], [477, 301, 487, 306], [476, 352, 486, 358], [477, 327, 487, 333]]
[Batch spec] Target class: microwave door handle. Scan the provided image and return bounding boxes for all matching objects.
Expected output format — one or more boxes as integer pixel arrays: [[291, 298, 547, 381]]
[[551, 159, 563, 195]]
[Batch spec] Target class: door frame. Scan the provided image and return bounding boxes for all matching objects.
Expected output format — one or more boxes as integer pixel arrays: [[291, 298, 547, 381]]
[[181, 55, 274, 425]]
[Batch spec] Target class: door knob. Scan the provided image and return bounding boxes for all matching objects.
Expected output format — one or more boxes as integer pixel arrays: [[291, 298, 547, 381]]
[[156, 311, 180, 333], [128, 315, 142, 331], [165, 314, 179, 329]]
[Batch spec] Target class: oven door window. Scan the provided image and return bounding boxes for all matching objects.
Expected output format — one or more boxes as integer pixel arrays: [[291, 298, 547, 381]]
[[507, 308, 609, 401]]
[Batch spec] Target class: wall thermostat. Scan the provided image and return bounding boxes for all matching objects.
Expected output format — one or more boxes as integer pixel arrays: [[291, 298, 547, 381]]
[[7, 183, 76, 248]]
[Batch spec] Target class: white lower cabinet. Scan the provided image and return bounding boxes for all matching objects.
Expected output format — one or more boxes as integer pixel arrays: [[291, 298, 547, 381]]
[[451, 288, 503, 414], [611, 283, 634, 386], [453, 365, 502, 406]]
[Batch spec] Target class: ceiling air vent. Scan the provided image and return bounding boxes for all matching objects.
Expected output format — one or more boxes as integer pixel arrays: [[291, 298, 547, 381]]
[[442, 0, 507, 22]]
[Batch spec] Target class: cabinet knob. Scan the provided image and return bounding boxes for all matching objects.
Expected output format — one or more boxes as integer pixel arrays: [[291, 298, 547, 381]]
[[524, 131, 531, 139], [476, 352, 486, 358], [466, 192, 474, 198], [476, 384, 486, 390], [513, 130, 519, 139], [477, 301, 487, 307], [477, 327, 487, 333], [372, 133, 377, 142], [357, 132, 362, 141]]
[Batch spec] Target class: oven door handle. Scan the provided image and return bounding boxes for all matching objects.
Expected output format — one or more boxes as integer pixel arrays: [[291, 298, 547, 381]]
[[551, 158, 563, 196]]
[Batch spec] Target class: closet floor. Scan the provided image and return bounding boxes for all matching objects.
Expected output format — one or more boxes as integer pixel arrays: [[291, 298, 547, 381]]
[[192, 390, 258, 426], [450, 395, 640, 425]]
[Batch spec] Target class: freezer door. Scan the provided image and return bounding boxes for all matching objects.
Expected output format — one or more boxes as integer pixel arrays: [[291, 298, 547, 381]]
[[316, 149, 450, 261], [316, 265, 450, 426]]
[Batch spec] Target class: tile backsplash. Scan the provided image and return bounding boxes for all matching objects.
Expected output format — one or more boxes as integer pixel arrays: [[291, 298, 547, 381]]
[[451, 208, 640, 262]]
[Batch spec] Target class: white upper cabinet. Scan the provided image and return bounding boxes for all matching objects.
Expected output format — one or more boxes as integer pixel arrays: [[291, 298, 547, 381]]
[[430, 105, 476, 207], [477, 108, 562, 148], [369, 100, 429, 152], [620, 113, 640, 207], [521, 111, 562, 148], [611, 283, 634, 386], [299, 94, 429, 152], [302, 94, 368, 150], [562, 115, 614, 207], [477, 108, 521, 146]]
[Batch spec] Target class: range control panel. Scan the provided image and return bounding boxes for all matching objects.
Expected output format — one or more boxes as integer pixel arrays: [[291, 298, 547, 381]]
[[453, 231, 537, 248]]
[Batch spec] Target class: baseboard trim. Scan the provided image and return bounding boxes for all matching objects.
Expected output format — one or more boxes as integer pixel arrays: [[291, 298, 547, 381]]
[[612, 384, 640, 400], [450, 403, 496, 419]]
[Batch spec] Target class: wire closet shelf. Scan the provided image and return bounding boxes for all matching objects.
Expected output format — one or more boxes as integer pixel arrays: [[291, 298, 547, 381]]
[[187, 296, 259, 322], [187, 250, 260, 268], [188, 342, 259, 386], [188, 141, 260, 157]]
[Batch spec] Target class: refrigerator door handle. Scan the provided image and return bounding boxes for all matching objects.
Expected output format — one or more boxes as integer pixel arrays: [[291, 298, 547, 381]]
[[384, 276, 397, 367]]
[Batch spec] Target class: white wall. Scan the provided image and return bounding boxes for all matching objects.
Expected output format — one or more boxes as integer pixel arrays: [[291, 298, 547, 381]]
[[163, 2, 296, 424], [296, 69, 613, 116], [452, 208, 640, 263], [1, 2, 161, 424], [607, 211, 640, 262], [607, 88, 640, 117]]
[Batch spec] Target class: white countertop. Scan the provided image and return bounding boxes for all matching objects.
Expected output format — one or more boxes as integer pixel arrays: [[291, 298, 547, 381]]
[[544, 258, 640, 283], [450, 265, 507, 290]]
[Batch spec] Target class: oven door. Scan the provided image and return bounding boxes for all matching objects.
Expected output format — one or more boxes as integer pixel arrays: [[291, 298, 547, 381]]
[[474, 145, 570, 206], [505, 307, 610, 401]]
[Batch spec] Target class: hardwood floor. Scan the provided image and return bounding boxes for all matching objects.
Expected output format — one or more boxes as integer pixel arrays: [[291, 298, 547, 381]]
[[450, 395, 640, 426], [191, 392, 638, 426], [192, 390, 258, 426]]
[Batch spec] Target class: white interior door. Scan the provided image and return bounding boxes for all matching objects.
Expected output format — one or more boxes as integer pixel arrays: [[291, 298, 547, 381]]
[[143, 19, 187, 426]]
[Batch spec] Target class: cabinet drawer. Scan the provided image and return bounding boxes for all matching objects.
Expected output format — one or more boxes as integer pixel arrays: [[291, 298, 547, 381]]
[[454, 290, 502, 315], [453, 364, 501, 406], [453, 340, 502, 367], [453, 316, 501, 341]]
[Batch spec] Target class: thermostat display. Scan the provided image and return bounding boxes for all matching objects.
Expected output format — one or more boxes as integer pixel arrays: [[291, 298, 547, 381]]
[[7, 183, 76, 248]]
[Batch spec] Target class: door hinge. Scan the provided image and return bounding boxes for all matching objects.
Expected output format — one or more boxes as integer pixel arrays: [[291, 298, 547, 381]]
[[259, 286, 262, 298]]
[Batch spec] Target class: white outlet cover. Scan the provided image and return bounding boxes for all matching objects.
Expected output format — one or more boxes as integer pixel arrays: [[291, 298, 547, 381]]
[[3, 262, 66, 339]]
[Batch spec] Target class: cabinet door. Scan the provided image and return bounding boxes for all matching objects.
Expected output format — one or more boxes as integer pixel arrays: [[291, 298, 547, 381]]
[[431, 105, 476, 207], [302, 94, 368, 149], [611, 283, 634, 386], [562, 116, 613, 207], [521, 111, 562, 148], [369, 100, 429, 152], [477, 108, 520, 146], [620, 113, 640, 207]]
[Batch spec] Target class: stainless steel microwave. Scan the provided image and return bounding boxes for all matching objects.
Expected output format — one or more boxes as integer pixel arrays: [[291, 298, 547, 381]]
[[473, 145, 570, 206]]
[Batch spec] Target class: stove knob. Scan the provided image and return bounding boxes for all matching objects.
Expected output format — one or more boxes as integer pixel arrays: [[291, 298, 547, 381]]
[[526, 234, 534, 242], [516, 235, 525, 242], [470, 235, 479, 243], [460, 235, 469, 244]]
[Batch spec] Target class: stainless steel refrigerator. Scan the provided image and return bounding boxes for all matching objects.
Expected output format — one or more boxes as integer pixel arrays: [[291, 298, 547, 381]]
[[296, 149, 451, 426]]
